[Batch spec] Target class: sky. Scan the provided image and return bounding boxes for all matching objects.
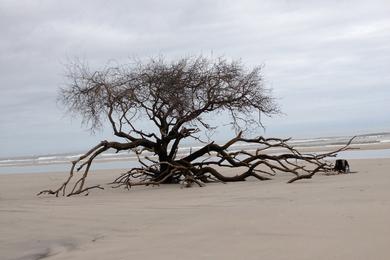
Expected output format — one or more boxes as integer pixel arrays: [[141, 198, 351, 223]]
[[1, 0, 390, 157]]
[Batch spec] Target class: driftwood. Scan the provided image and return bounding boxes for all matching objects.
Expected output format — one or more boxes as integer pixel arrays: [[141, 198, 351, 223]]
[[38, 135, 355, 196], [37, 56, 356, 196]]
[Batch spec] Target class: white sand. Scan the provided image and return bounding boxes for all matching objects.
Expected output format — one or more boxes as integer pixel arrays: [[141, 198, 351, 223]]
[[1, 158, 390, 260]]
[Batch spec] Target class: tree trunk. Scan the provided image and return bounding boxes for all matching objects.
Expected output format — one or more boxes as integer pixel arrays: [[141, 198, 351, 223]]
[[155, 144, 178, 183]]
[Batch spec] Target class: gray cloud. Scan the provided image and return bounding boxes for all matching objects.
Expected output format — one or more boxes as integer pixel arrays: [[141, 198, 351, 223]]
[[0, 0, 389, 157]]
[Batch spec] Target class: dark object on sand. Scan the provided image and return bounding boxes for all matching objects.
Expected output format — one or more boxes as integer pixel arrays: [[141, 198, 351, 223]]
[[334, 159, 350, 173]]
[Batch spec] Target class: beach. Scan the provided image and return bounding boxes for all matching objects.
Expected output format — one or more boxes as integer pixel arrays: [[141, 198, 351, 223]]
[[1, 150, 390, 259], [2, 0, 390, 259]]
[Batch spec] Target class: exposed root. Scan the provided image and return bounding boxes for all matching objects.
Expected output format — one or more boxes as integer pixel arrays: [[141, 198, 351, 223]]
[[38, 134, 356, 196]]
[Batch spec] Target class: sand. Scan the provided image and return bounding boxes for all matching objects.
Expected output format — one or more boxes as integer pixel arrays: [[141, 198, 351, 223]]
[[1, 158, 390, 260]]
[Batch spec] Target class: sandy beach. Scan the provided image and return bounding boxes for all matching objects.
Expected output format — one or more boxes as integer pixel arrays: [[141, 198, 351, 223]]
[[1, 155, 389, 260], [2, 0, 390, 259]]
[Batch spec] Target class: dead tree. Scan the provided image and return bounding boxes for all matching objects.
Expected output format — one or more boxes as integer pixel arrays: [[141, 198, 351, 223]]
[[38, 56, 354, 196]]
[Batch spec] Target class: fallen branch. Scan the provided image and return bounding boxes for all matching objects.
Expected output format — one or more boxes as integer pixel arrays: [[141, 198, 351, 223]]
[[38, 134, 356, 196]]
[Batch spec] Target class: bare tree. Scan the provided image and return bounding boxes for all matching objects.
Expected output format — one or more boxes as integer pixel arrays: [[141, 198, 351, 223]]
[[39, 56, 353, 196]]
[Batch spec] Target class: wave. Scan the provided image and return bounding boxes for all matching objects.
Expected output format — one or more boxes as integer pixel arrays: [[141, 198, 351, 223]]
[[1, 132, 390, 168]]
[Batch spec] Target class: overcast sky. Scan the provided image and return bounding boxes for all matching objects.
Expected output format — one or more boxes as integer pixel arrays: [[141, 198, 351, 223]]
[[1, 0, 390, 157]]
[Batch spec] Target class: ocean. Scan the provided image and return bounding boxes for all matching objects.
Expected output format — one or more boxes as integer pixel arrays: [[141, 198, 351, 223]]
[[1, 132, 390, 175]]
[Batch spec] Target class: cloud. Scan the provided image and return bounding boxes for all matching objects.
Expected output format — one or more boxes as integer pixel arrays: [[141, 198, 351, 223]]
[[0, 0, 389, 156]]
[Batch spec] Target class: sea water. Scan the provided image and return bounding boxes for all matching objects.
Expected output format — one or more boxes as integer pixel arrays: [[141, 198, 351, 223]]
[[1, 132, 390, 175]]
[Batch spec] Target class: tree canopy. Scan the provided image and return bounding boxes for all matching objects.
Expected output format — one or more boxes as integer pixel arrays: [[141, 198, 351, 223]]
[[62, 56, 278, 136]]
